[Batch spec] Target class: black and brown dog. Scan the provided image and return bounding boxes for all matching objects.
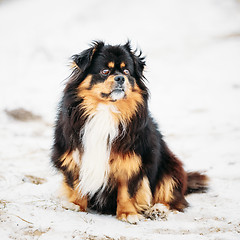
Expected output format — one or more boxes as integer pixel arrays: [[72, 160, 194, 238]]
[[51, 41, 208, 223]]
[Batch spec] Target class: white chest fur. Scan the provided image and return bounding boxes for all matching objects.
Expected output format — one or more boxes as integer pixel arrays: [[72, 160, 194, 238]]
[[78, 104, 119, 197]]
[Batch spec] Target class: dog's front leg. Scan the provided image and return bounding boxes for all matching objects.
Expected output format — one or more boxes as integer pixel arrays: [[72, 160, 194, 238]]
[[62, 181, 88, 212], [116, 177, 142, 224]]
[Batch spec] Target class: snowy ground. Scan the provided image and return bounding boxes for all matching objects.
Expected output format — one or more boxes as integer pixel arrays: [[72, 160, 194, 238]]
[[0, 0, 240, 239]]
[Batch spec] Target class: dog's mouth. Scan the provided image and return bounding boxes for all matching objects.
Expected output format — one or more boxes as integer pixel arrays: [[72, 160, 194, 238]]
[[110, 88, 126, 101], [101, 87, 126, 102]]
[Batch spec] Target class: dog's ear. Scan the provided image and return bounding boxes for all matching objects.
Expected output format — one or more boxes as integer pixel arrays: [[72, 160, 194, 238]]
[[124, 41, 146, 80], [72, 41, 104, 72]]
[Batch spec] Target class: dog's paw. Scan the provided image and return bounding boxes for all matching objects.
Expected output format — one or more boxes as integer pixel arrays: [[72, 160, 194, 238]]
[[117, 213, 143, 224], [61, 200, 82, 212], [144, 203, 169, 220]]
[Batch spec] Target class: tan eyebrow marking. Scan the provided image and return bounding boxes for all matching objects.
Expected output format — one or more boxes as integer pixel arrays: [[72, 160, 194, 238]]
[[108, 62, 115, 68], [120, 62, 126, 68]]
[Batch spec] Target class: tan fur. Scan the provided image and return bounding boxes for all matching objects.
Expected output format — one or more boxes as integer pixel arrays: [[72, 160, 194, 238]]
[[90, 75, 117, 99], [60, 151, 80, 173], [78, 74, 93, 90], [116, 179, 138, 220], [133, 177, 152, 212], [71, 61, 80, 70], [91, 47, 97, 57], [78, 74, 116, 113], [60, 151, 87, 211], [108, 61, 115, 68], [109, 153, 142, 220], [62, 181, 87, 211], [112, 84, 143, 124], [153, 176, 177, 206], [78, 74, 143, 124], [109, 153, 141, 180], [120, 62, 126, 68], [77, 74, 102, 116]]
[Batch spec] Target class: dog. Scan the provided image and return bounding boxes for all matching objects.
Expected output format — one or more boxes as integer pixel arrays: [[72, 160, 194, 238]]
[[51, 41, 208, 223]]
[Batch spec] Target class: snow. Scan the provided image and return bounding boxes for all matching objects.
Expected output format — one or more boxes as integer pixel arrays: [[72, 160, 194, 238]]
[[1, 0, 240, 239]]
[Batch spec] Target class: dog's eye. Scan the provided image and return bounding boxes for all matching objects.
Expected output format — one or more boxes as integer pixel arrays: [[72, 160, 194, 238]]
[[101, 69, 110, 76], [123, 69, 130, 75]]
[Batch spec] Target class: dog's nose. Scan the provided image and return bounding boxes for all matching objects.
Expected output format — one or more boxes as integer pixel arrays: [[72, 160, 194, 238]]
[[114, 75, 125, 85]]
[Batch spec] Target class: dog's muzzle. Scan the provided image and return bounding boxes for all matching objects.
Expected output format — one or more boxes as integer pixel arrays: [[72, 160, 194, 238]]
[[110, 75, 126, 101]]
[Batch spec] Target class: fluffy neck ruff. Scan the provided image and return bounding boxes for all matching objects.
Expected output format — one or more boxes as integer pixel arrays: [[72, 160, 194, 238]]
[[78, 104, 120, 197]]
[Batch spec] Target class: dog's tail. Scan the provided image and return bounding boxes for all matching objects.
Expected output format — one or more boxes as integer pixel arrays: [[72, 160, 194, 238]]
[[185, 171, 209, 195]]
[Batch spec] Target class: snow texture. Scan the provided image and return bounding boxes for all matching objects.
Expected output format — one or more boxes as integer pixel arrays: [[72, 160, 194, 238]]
[[0, 0, 240, 239]]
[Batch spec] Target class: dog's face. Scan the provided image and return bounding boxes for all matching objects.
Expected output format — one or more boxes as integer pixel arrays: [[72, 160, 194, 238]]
[[72, 41, 147, 106]]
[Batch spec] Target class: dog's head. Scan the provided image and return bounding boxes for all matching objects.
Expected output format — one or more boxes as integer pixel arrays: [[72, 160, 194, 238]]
[[71, 41, 147, 105]]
